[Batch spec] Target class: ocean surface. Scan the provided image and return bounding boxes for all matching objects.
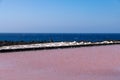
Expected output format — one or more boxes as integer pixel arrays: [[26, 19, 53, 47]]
[[0, 33, 120, 42]]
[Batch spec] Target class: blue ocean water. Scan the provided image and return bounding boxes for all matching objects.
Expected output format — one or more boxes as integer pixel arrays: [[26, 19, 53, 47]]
[[0, 33, 120, 42]]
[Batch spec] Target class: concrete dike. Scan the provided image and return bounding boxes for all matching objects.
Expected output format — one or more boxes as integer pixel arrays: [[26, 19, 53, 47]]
[[0, 41, 120, 52]]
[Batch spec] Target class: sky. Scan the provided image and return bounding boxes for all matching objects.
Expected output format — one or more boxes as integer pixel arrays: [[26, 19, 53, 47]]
[[0, 0, 120, 33]]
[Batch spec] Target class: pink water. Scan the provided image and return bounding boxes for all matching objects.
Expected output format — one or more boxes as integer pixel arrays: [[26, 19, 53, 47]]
[[0, 45, 120, 80]]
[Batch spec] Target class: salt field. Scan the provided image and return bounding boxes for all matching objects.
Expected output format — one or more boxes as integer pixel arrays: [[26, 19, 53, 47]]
[[0, 45, 120, 80]]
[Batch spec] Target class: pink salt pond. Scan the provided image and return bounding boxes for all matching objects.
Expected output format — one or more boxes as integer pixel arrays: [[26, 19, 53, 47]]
[[0, 45, 120, 80]]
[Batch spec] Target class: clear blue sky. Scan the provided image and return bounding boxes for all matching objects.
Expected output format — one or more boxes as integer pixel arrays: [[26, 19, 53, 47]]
[[0, 0, 120, 33]]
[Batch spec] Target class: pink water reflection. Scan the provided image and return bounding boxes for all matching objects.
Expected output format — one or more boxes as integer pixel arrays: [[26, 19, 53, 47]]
[[0, 45, 120, 80]]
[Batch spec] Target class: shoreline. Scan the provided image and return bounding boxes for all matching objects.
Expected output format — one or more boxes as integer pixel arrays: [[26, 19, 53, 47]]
[[0, 41, 120, 52]]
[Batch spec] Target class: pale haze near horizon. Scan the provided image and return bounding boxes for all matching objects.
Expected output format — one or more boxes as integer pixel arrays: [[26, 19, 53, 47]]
[[0, 0, 120, 33]]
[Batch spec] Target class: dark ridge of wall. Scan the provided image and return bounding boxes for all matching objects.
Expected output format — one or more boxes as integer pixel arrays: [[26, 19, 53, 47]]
[[0, 41, 51, 47]]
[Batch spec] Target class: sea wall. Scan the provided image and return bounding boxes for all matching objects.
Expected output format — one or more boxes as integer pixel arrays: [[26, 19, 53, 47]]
[[0, 41, 120, 52]]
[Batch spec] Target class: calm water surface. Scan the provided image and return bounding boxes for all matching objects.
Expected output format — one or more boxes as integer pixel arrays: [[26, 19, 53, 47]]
[[0, 33, 120, 42]]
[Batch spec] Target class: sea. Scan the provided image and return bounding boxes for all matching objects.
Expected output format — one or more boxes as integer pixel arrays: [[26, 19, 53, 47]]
[[0, 33, 120, 42]]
